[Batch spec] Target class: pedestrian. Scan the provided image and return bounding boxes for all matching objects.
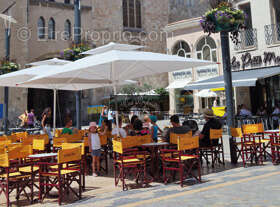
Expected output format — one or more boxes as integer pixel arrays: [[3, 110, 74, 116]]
[[27, 109, 36, 128], [272, 104, 280, 129], [18, 110, 28, 128], [112, 118, 127, 138], [41, 107, 53, 152], [239, 104, 252, 117], [88, 122, 101, 177], [98, 106, 108, 126]]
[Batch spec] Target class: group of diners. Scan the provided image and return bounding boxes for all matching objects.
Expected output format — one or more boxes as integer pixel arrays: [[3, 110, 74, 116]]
[[164, 108, 222, 147]]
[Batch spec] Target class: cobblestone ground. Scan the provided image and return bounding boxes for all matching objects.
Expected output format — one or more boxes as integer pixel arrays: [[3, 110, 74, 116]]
[[1, 122, 279, 206]]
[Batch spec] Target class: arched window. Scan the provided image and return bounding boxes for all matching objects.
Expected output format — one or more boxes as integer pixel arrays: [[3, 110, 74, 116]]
[[64, 19, 71, 40], [172, 41, 191, 58], [48, 18, 55, 40], [37, 17, 45, 39], [123, 0, 142, 29], [196, 36, 217, 62]]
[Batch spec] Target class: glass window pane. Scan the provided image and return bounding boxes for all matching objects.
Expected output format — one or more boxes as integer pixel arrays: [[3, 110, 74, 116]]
[[197, 52, 202, 59], [129, 0, 135, 28], [212, 50, 217, 62], [206, 36, 217, 49], [64, 20, 71, 40], [136, 0, 141, 28], [48, 18, 55, 40], [196, 37, 205, 51], [203, 46, 211, 61], [123, 0, 128, 27], [178, 50, 185, 57], [38, 17, 45, 39], [182, 41, 190, 52]]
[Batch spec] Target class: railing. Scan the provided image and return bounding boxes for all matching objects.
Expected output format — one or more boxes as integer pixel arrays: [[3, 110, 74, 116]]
[[264, 24, 280, 45], [234, 28, 258, 51]]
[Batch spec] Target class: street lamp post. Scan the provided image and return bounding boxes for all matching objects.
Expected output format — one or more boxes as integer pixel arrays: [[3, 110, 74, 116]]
[[3, 27, 10, 134], [74, 0, 81, 129]]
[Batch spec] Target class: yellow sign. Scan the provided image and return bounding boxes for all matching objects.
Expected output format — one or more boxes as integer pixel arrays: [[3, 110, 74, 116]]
[[231, 128, 243, 138]]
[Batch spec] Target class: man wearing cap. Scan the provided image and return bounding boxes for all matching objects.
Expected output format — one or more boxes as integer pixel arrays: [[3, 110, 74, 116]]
[[199, 109, 222, 147], [164, 115, 190, 143]]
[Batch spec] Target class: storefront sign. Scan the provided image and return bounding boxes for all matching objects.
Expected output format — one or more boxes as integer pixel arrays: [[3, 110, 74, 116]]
[[232, 52, 280, 70], [197, 67, 218, 78], [172, 69, 192, 80]]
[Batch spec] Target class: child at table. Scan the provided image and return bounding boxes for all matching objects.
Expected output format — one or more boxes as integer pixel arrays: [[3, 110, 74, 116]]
[[150, 115, 162, 142], [88, 122, 101, 177]]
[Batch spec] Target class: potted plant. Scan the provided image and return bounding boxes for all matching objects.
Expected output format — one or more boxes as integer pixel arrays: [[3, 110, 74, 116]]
[[0, 60, 19, 75], [200, 1, 246, 43], [61, 43, 90, 61]]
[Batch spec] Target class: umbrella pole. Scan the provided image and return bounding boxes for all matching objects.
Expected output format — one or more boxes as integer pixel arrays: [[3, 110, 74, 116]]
[[53, 89, 57, 135], [113, 84, 120, 136]]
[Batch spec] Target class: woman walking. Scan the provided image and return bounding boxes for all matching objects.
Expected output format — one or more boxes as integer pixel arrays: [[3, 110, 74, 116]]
[[41, 107, 53, 152]]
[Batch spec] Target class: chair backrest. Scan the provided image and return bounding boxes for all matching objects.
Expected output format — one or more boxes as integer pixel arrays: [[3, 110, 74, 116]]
[[0, 136, 7, 142], [210, 129, 223, 140], [22, 135, 35, 145], [33, 138, 46, 151], [99, 134, 108, 146], [53, 137, 68, 147], [170, 131, 192, 145], [112, 135, 153, 154], [230, 128, 243, 138], [58, 146, 81, 164], [55, 129, 62, 138], [178, 136, 199, 151], [61, 143, 85, 155], [242, 123, 264, 134], [0, 145, 33, 167], [5, 135, 17, 143], [59, 133, 83, 143], [13, 132, 27, 142]]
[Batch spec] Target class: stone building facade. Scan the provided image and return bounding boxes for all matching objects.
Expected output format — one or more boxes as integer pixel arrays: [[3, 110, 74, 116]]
[[169, 0, 210, 23], [0, 0, 169, 127]]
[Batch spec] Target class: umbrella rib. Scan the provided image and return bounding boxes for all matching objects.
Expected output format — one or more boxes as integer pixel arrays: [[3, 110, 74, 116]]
[[117, 61, 140, 80]]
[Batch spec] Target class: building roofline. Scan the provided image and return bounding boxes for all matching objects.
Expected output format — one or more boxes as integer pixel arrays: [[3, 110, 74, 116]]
[[164, 17, 201, 32]]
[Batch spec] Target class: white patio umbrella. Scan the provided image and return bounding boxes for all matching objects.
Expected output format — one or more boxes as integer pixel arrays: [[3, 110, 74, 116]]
[[21, 49, 215, 133], [81, 42, 144, 55], [27, 58, 71, 66], [195, 89, 217, 109], [195, 89, 217, 98], [0, 64, 134, 133]]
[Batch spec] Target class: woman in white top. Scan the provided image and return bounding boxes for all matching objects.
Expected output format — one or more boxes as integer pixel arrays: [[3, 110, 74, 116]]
[[88, 122, 101, 177], [112, 119, 127, 138]]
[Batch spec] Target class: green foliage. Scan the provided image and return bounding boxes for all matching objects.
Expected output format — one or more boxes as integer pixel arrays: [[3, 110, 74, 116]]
[[0, 60, 19, 74], [154, 88, 169, 96], [61, 43, 91, 61]]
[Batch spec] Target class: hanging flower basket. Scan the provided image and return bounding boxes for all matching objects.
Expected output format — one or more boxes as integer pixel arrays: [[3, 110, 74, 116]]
[[61, 43, 90, 61], [200, 2, 246, 43], [0, 60, 19, 75]]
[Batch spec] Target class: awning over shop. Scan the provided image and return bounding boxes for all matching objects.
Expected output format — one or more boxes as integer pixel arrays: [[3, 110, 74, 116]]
[[166, 79, 191, 89], [185, 66, 280, 90]]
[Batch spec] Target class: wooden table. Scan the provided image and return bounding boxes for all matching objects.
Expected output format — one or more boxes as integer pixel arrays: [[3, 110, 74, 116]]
[[141, 142, 169, 181]]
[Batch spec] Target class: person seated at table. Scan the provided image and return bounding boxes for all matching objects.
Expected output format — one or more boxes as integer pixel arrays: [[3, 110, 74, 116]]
[[239, 104, 252, 117], [88, 122, 101, 177], [112, 118, 127, 138], [99, 118, 112, 137], [183, 120, 200, 137], [150, 115, 162, 142], [199, 109, 222, 147], [61, 118, 78, 135], [272, 104, 280, 129], [130, 119, 149, 136], [126, 115, 139, 135], [143, 115, 151, 129], [164, 115, 190, 143], [257, 105, 267, 116], [27, 109, 36, 128], [18, 110, 28, 128]]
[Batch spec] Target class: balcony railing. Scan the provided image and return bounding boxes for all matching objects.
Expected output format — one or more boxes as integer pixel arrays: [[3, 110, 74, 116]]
[[234, 28, 258, 51], [264, 24, 280, 45]]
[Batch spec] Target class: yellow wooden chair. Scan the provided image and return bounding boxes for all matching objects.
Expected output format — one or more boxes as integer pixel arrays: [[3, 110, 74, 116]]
[[113, 138, 148, 191], [0, 145, 34, 206], [200, 129, 225, 168], [161, 135, 201, 187], [38, 146, 82, 205]]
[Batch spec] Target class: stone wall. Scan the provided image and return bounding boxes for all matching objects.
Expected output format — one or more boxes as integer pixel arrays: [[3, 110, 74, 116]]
[[169, 0, 210, 23]]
